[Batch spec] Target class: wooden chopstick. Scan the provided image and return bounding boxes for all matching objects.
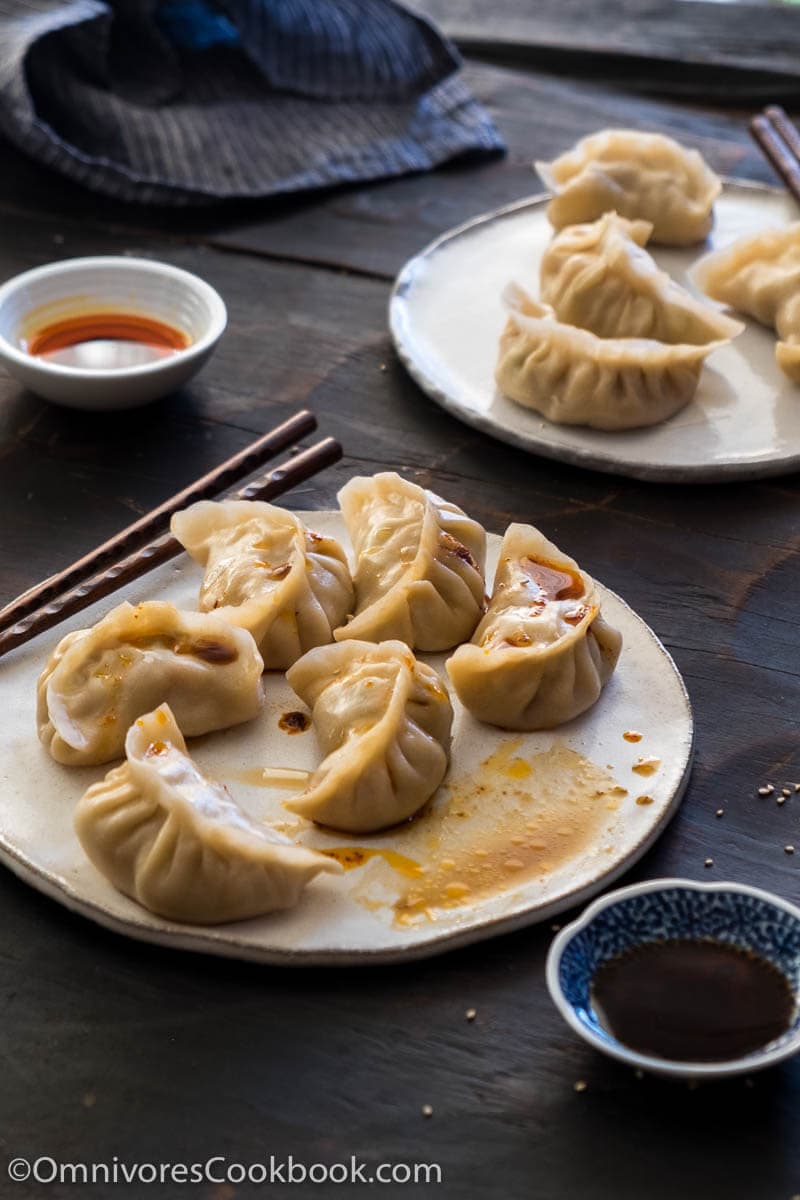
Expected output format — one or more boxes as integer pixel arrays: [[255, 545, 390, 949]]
[[765, 106, 800, 165], [749, 108, 800, 206], [0, 408, 317, 637], [0, 436, 342, 660]]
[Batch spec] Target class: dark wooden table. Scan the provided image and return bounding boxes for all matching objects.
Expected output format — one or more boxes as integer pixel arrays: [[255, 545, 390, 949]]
[[1, 4, 799, 1197]]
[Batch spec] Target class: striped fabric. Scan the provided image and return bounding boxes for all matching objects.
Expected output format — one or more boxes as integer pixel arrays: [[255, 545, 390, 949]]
[[0, 0, 503, 205]]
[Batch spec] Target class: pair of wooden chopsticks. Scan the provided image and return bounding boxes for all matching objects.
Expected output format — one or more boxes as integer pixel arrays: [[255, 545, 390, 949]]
[[750, 106, 800, 205], [0, 409, 341, 660]]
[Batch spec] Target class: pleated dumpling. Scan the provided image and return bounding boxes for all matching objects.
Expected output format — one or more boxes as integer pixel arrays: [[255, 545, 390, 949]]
[[692, 224, 800, 381], [171, 500, 353, 669], [446, 524, 622, 731], [496, 285, 725, 431], [285, 640, 453, 833], [75, 705, 341, 924], [540, 212, 743, 344], [37, 601, 264, 766], [335, 472, 486, 651], [537, 129, 720, 246]]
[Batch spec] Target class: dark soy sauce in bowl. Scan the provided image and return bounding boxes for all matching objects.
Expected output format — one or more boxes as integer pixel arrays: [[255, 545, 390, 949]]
[[591, 938, 795, 1062]]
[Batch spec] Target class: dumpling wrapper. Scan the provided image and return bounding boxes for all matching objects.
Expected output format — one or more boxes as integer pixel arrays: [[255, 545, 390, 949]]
[[335, 472, 486, 651], [37, 601, 264, 766], [171, 499, 353, 669], [75, 705, 340, 924], [285, 640, 453, 834], [537, 129, 720, 246], [540, 212, 743, 344], [692, 224, 800, 382], [496, 284, 726, 431], [446, 524, 622, 730]]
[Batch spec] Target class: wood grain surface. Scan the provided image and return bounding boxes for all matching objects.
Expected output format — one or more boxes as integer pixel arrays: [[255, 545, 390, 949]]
[[413, 0, 800, 99], [0, 15, 799, 1199]]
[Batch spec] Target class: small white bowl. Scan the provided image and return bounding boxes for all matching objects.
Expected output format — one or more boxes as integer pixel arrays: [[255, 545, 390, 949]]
[[546, 878, 800, 1080], [0, 256, 227, 410]]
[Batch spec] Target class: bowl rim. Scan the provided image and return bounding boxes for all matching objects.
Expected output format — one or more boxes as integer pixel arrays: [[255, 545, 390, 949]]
[[0, 255, 227, 380], [545, 877, 800, 1079]]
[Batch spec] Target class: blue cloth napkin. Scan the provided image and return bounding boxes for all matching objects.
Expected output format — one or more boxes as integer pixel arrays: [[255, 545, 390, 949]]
[[0, 0, 504, 205]]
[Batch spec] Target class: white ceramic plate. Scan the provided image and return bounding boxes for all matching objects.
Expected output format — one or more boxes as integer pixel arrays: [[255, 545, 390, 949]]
[[0, 514, 692, 965], [390, 182, 800, 482]]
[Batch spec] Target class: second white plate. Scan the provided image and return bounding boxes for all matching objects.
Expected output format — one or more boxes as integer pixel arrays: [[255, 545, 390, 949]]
[[390, 182, 799, 482]]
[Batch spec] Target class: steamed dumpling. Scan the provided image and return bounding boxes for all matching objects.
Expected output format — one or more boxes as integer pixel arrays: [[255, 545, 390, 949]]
[[540, 212, 743, 344], [496, 284, 725, 430], [37, 601, 264, 766], [171, 500, 353, 669], [537, 129, 720, 246], [446, 524, 622, 730], [692, 224, 800, 381], [335, 472, 486, 651], [75, 705, 340, 923], [285, 640, 453, 833]]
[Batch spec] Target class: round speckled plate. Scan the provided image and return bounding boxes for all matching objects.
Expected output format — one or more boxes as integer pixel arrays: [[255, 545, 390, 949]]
[[390, 181, 800, 482], [0, 515, 692, 964]]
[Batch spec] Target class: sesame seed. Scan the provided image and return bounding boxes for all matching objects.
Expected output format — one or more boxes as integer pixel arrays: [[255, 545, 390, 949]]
[[795, 784, 800, 793], [778, 797, 786, 806], [783, 788, 793, 797], [550, 923, 562, 932], [715, 809, 724, 818], [704, 858, 714, 868], [758, 785, 774, 796], [785, 845, 795, 855], [465, 1008, 477, 1022], [421, 1104, 433, 1118], [573, 1080, 588, 1093]]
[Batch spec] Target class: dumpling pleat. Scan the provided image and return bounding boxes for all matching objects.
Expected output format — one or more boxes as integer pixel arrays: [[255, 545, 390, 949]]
[[37, 601, 264, 766], [285, 640, 452, 833], [171, 501, 354, 670], [537, 129, 720, 245], [74, 705, 340, 924], [446, 524, 622, 730], [540, 212, 743, 345], [335, 473, 486, 651], [496, 285, 725, 431]]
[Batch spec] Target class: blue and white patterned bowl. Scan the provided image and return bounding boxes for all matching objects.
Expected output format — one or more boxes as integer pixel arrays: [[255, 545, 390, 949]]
[[546, 879, 800, 1079]]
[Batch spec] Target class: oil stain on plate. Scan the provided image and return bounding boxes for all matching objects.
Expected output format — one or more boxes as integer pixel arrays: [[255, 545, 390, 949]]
[[300, 737, 628, 928]]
